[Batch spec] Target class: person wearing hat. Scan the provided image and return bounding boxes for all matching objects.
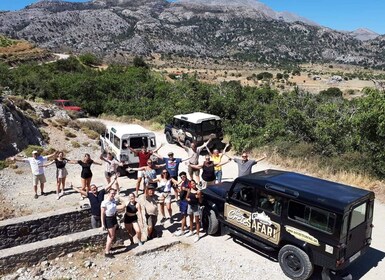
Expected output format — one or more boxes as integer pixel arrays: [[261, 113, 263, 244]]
[[11, 150, 56, 199], [141, 184, 159, 240]]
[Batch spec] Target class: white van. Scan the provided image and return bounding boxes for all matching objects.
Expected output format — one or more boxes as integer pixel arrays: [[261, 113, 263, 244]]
[[100, 124, 157, 167]]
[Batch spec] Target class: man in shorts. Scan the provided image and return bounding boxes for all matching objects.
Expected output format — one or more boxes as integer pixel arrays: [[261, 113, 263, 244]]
[[178, 136, 212, 183], [142, 184, 159, 240], [11, 150, 56, 199], [100, 152, 122, 195]]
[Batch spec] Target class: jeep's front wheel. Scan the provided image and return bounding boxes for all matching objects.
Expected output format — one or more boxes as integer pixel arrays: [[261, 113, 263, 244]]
[[165, 131, 174, 144], [278, 245, 313, 280], [202, 208, 219, 235]]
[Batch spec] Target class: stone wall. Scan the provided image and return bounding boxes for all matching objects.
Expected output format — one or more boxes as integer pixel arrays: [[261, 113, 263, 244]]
[[0, 228, 105, 274], [0, 207, 92, 250]]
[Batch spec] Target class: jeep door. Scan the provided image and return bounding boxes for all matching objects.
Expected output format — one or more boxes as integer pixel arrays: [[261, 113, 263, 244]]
[[254, 191, 283, 245], [225, 182, 254, 234], [343, 200, 374, 261], [171, 118, 184, 141]]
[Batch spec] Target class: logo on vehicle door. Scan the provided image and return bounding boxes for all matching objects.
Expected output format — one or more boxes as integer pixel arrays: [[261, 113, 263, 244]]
[[225, 204, 280, 244], [285, 226, 320, 246]]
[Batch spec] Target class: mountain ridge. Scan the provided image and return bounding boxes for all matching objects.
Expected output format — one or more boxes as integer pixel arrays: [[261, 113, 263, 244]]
[[0, 0, 383, 68]]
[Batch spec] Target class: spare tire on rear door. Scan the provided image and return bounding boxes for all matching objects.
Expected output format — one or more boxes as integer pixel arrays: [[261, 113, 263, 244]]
[[278, 244, 313, 280], [202, 207, 219, 235]]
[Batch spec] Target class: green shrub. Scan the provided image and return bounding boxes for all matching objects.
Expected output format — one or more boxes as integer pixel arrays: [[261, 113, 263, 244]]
[[78, 120, 106, 135], [71, 141, 81, 148], [64, 129, 77, 138], [82, 128, 99, 140], [39, 129, 50, 143], [8, 96, 34, 111]]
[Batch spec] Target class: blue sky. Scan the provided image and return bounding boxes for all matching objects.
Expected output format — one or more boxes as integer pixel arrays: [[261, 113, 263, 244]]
[[0, 0, 384, 34]]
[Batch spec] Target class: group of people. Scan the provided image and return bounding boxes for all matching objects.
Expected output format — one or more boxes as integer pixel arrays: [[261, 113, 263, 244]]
[[10, 141, 267, 257]]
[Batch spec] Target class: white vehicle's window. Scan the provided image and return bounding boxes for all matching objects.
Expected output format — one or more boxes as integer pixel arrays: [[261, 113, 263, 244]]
[[350, 203, 367, 230], [130, 137, 147, 149], [113, 135, 120, 148], [150, 137, 156, 147]]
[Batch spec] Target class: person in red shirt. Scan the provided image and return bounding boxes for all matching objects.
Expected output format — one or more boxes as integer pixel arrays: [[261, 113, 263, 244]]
[[128, 144, 162, 196]]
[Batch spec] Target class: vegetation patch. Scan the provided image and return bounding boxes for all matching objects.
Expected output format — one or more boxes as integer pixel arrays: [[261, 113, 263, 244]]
[[64, 129, 77, 138]]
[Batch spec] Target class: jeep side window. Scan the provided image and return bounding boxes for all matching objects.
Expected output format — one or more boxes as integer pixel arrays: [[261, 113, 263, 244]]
[[288, 201, 336, 234], [104, 130, 110, 140], [113, 135, 120, 149], [258, 193, 282, 216], [174, 118, 181, 128], [122, 139, 128, 150], [230, 183, 253, 206]]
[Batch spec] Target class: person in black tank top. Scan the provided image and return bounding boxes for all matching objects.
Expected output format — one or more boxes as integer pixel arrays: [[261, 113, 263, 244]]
[[69, 153, 102, 199], [44, 151, 69, 200], [189, 155, 230, 189], [124, 193, 144, 246]]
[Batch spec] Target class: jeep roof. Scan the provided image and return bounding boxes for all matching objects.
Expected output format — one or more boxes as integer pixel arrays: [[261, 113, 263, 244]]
[[106, 124, 154, 138], [173, 112, 221, 124], [237, 169, 374, 213]]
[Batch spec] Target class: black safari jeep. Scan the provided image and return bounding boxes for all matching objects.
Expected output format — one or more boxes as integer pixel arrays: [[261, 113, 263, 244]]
[[201, 169, 374, 280]]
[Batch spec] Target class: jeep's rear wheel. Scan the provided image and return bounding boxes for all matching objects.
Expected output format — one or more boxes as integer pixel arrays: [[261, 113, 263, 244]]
[[278, 245, 313, 280], [165, 131, 174, 144], [202, 208, 219, 235]]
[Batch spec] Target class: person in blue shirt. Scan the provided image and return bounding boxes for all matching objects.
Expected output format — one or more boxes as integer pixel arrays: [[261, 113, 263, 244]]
[[153, 151, 191, 180]]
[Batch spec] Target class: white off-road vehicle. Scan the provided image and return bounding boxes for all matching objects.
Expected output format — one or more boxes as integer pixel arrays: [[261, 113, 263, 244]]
[[100, 124, 157, 168]]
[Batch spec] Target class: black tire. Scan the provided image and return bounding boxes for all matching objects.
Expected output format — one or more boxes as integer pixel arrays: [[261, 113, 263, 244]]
[[202, 208, 219, 235], [184, 139, 191, 148], [278, 245, 314, 280], [165, 131, 174, 144]]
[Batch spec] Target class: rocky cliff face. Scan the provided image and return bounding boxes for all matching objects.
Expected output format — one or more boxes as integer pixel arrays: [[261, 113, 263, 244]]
[[0, 0, 383, 67], [0, 98, 45, 160]]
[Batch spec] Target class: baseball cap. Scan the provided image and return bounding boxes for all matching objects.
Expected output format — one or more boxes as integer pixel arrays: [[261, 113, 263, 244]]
[[32, 150, 38, 154]]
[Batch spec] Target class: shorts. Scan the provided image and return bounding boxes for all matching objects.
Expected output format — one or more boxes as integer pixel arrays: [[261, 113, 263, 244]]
[[158, 192, 172, 204], [188, 165, 200, 178], [179, 200, 188, 215], [104, 171, 115, 179], [56, 168, 68, 179], [145, 214, 157, 228], [105, 215, 117, 229], [187, 204, 201, 216], [33, 174, 46, 185], [91, 215, 101, 229], [137, 170, 144, 179], [124, 214, 138, 224]]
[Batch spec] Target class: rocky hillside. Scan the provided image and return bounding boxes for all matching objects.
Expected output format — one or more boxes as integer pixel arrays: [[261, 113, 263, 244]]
[[0, 97, 56, 160], [0, 0, 384, 67]]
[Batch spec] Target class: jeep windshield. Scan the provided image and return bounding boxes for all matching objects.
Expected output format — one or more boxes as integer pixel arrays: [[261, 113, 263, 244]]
[[63, 101, 76, 106]]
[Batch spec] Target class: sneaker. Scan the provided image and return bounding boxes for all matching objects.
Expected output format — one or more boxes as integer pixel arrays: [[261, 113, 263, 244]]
[[104, 253, 114, 259], [185, 231, 194, 237], [169, 217, 174, 224], [194, 236, 200, 243], [174, 230, 183, 236], [160, 217, 167, 224], [138, 241, 143, 246], [34, 194, 38, 199], [57, 195, 60, 200], [41, 191, 47, 196]]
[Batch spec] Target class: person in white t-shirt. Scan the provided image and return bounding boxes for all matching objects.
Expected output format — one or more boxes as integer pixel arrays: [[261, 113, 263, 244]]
[[11, 150, 56, 199]]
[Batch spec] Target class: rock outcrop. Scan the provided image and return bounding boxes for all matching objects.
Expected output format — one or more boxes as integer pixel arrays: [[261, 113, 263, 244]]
[[0, 98, 44, 160]]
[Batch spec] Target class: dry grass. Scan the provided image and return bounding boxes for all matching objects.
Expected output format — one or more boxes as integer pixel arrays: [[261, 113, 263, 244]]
[[253, 148, 385, 202]]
